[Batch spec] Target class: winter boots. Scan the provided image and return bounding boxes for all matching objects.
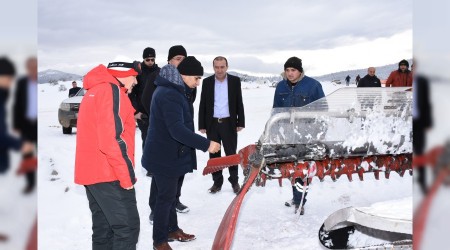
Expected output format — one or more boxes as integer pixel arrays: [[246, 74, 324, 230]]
[[232, 183, 241, 194], [208, 184, 222, 194]]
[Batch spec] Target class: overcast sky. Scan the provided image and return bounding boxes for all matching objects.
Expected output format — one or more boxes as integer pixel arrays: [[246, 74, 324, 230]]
[[38, 0, 412, 77], [1, 0, 37, 74]]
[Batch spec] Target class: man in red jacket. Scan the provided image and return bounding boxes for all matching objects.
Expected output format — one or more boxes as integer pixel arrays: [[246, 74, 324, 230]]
[[74, 60, 141, 250], [385, 59, 412, 87]]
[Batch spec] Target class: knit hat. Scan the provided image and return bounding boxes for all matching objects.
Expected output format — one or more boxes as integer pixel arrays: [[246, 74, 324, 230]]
[[284, 57, 303, 72], [107, 61, 141, 78], [398, 59, 409, 68], [177, 56, 204, 76], [0, 57, 16, 76], [167, 45, 187, 61], [142, 47, 156, 59]]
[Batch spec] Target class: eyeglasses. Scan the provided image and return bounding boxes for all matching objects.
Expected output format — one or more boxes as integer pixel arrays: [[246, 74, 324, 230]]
[[145, 58, 155, 62]]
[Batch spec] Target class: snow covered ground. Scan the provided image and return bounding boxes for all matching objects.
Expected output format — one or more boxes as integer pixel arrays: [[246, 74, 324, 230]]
[[37, 79, 413, 249], [414, 82, 450, 250], [0, 153, 36, 250]]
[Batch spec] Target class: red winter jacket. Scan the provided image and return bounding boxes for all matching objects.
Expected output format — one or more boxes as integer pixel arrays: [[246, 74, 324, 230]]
[[74, 65, 136, 188], [385, 69, 412, 87]]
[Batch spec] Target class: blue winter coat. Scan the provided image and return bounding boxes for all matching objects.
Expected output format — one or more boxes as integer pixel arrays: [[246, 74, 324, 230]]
[[273, 76, 325, 108], [141, 75, 210, 178], [0, 90, 22, 173]]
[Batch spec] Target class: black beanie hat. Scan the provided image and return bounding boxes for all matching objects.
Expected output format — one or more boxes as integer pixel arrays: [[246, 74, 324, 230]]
[[177, 56, 204, 76], [399, 59, 409, 68], [0, 57, 16, 76], [142, 47, 156, 59], [284, 56, 303, 72], [168, 45, 187, 61]]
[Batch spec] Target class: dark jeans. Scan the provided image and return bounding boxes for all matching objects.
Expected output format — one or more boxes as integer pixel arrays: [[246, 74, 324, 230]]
[[85, 181, 140, 250], [414, 119, 427, 194], [137, 117, 149, 149], [292, 178, 308, 206], [207, 119, 239, 186], [152, 174, 183, 245], [149, 175, 184, 211], [22, 119, 37, 191]]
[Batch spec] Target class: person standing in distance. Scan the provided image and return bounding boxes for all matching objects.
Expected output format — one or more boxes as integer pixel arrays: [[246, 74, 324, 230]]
[[68, 81, 82, 97]]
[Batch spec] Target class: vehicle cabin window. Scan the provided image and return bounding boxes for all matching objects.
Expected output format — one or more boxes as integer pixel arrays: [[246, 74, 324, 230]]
[[75, 88, 86, 97]]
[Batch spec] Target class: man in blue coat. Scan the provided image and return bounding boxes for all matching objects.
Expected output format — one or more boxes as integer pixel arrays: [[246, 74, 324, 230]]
[[273, 56, 325, 215], [142, 56, 220, 250]]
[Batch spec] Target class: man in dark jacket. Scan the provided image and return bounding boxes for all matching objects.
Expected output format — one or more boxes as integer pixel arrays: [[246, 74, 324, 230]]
[[0, 57, 34, 174], [68, 81, 81, 97], [357, 67, 381, 87], [386, 59, 412, 87], [273, 56, 325, 215], [142, 58, 220, 250], [143, 45, 191, 226], [13, 56, 38, 194], [199, 56, 245, 195], [355, 74, 361, 85], [412, 63, 433, 195], [345, 75, 351, 86], [131, 47, 160, 155]]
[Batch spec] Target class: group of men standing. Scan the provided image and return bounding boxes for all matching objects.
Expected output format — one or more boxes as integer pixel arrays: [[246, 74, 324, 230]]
[[73, 49, 417, 250], [74, 45, 248, 250]]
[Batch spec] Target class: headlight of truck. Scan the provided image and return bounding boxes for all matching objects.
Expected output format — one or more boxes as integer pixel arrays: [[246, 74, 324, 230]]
[[60, 103, 71, 111]]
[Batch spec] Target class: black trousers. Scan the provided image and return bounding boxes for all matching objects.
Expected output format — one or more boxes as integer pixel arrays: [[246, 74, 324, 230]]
[[152, 174, 183, 245], [85, 181, 140, 250], [207, 119, 239, 186], [292, 178, 308, 206], [413, 119, 427, 194], [149, 175, 184, 211], [137, 117, 149, 149], [22, 119, 37, 191]]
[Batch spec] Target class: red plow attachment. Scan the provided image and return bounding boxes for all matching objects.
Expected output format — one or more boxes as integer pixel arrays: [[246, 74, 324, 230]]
[[203, 143, 412, 249]]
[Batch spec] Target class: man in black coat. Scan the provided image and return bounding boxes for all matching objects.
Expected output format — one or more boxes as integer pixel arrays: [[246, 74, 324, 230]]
[[13, 56, 38, 194], [68, 81, 81, 97], [142, 45, 192, 225], [357, 67, 381, 87], [131, 47, 160, 152], [412, 63, 433, 195], [199, 56, 245, 194]]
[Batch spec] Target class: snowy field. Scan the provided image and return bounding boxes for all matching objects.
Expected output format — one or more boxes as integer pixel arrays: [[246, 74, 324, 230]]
[[415, 83, 450, 250], [37, 80, 413, 249], [0, 154, 36, 250]]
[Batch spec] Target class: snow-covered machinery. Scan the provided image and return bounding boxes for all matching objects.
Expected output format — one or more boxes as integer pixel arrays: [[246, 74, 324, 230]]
[[203, 87, 413, 249]]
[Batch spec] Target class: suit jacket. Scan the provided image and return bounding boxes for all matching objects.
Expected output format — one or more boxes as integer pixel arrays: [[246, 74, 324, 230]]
[[415, 75, 432, 129], [198, 74, 245, 132], [13, 77, 32, 132]]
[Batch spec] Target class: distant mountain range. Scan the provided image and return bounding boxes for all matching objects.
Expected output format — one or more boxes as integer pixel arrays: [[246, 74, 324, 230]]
[[38, 60, 411, 84], [38, 69, 82, 84]]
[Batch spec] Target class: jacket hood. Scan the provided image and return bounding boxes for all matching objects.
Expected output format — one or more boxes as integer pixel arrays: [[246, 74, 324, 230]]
[[83, 64, 119, 90], [157, 64, 184, 87]]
